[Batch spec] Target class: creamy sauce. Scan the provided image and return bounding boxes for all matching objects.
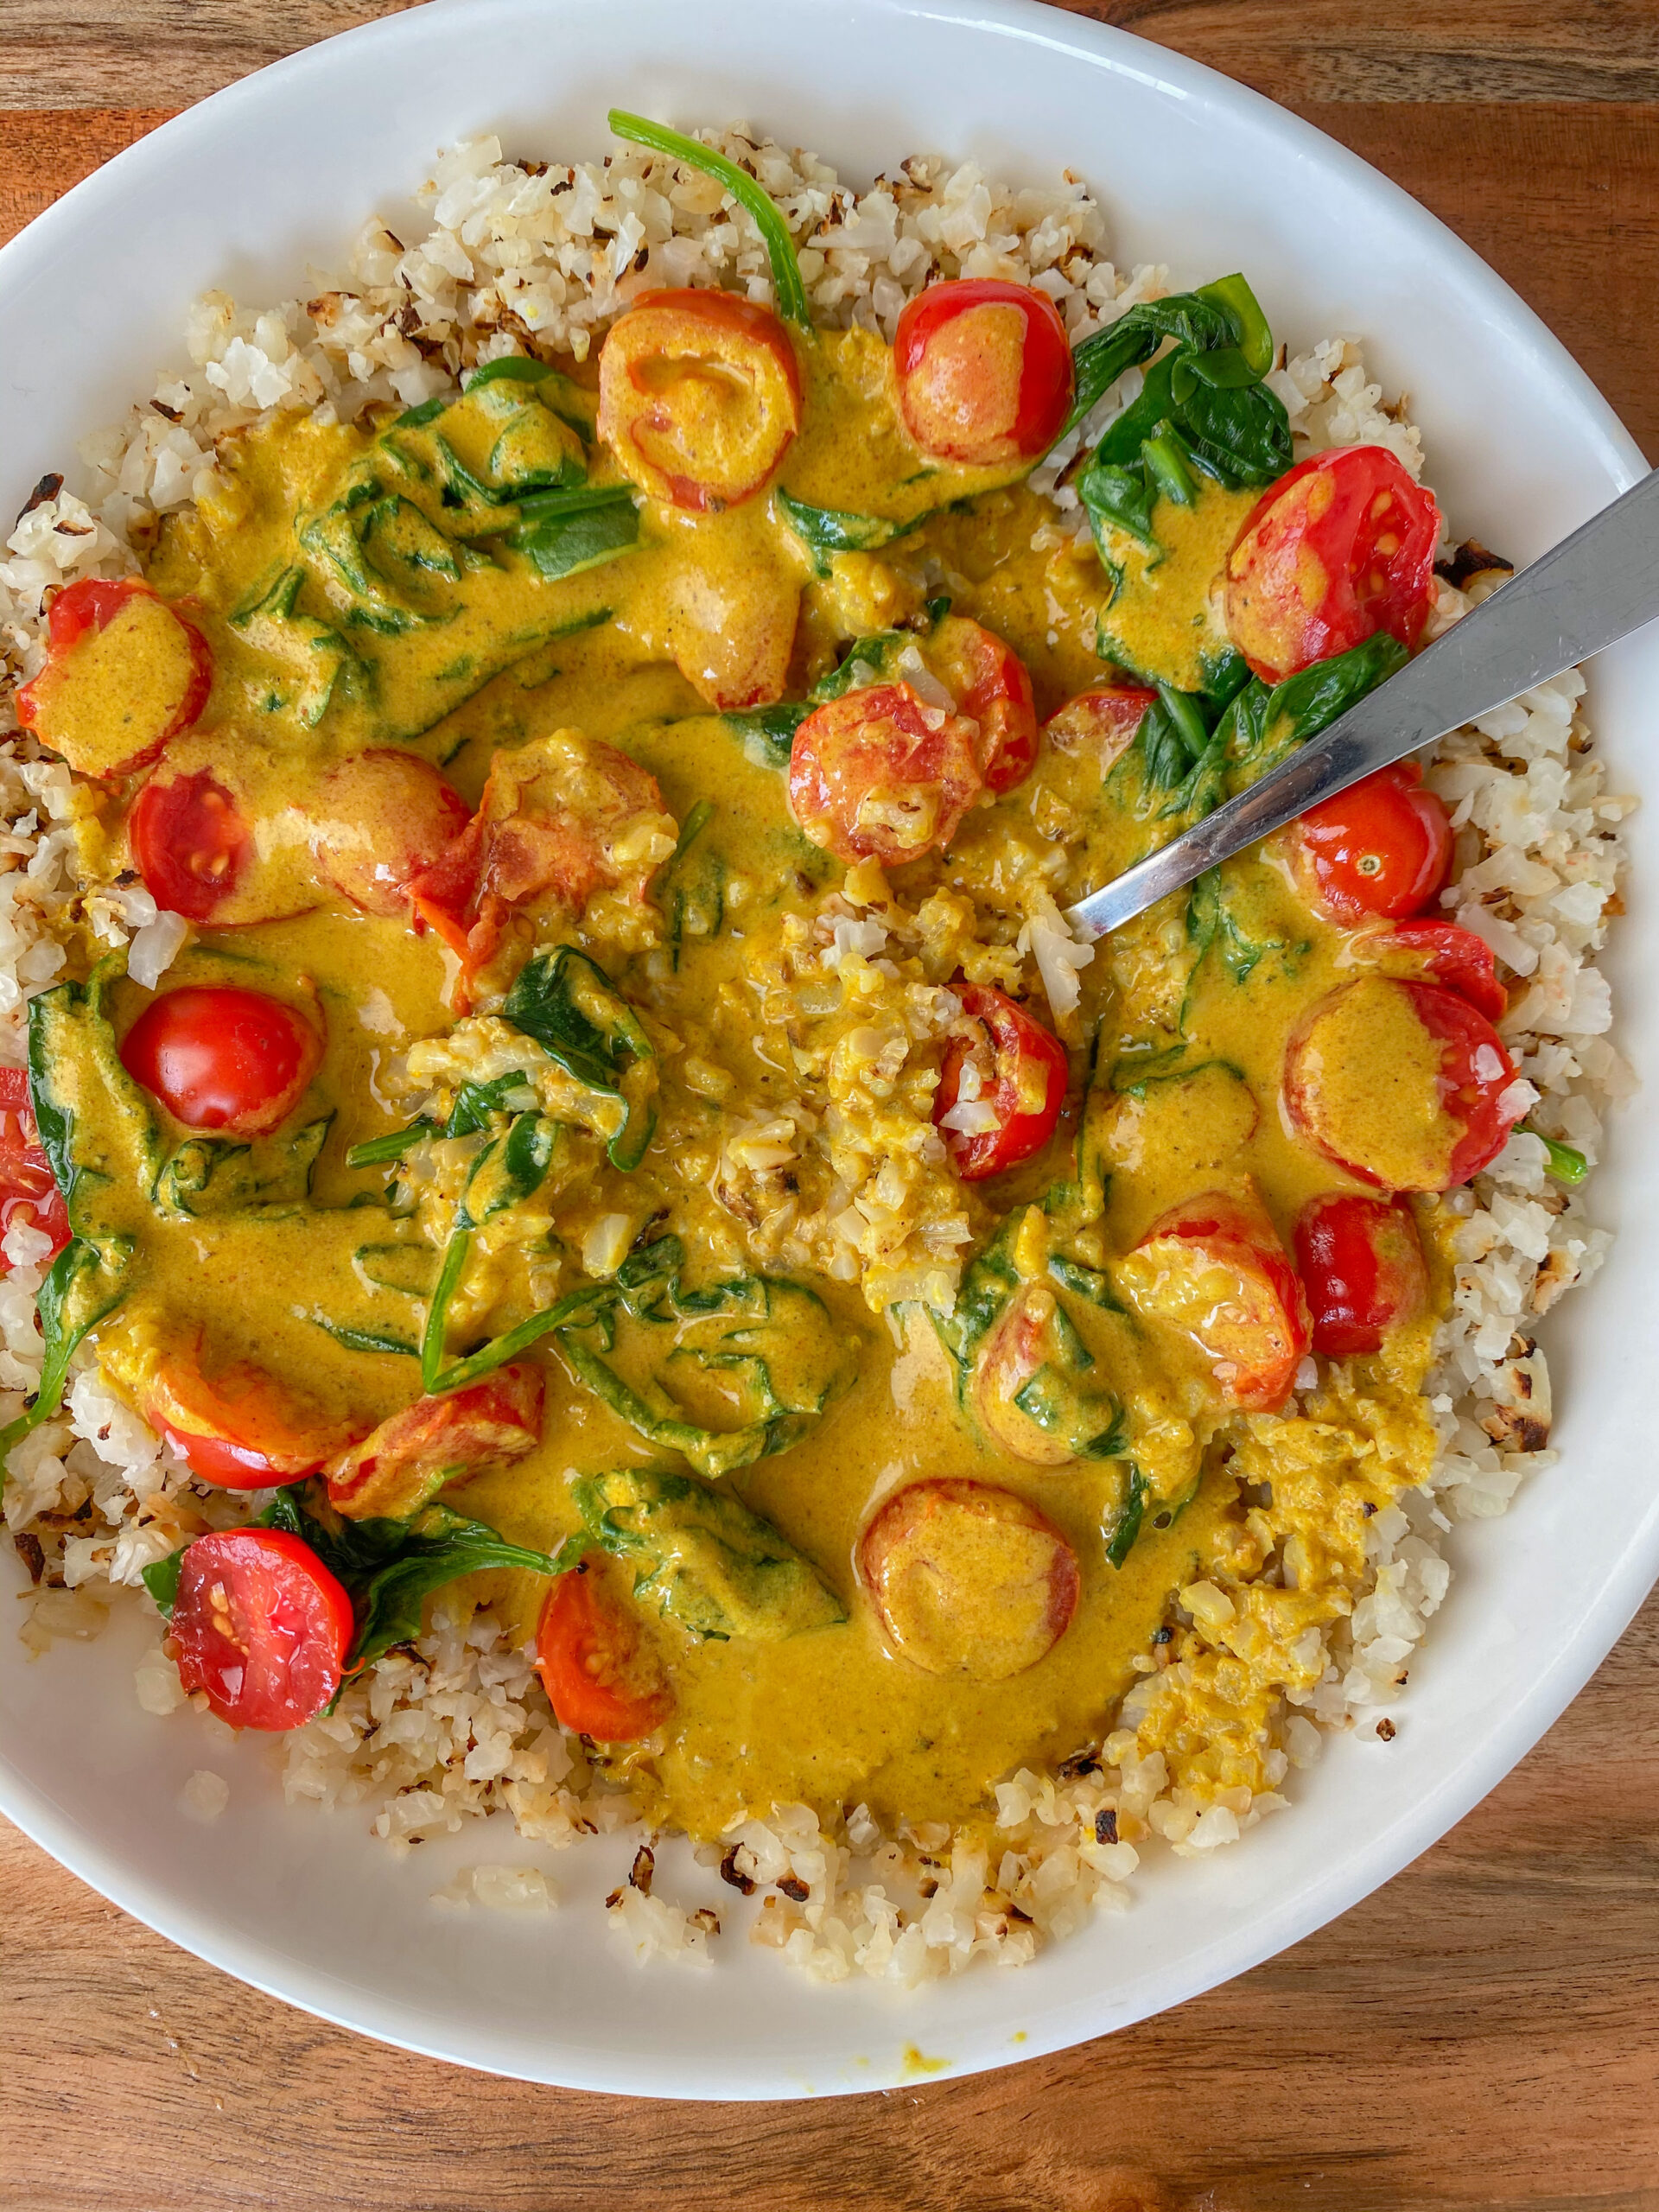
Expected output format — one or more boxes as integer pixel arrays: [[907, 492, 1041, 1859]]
[[44, 318, 1450, 1842]]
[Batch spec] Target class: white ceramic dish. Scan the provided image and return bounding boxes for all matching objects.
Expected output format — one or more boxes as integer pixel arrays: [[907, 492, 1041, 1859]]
[[1, 0, 1653, 2099]]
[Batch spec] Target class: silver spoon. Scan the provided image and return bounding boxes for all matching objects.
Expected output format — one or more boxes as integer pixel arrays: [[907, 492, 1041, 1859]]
[[1064, 467, 1659, 942]]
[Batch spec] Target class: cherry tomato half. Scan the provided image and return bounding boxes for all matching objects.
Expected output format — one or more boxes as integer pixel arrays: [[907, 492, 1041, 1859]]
[[170, 1529, 355, 1730], [1043, 683, 1158, 772], [144, 1342, 362, 1487], [16, 576, 212, 779], [0, 1068, 69, 1269], [788, 683, 983, 866], [894, 279, 1074, 467], [970, 1282, 1079, 1466], [1224, 446, 1442, 682], [934, 983, 1068, 1181], [1360, 918, 1508, 1024], [537, 1555, 674, 1740], [1294, 1192, 1428, 1358], [1283, 975, 1522, 1192], [128, 767, 252, 920], [326, 1365, 545, 1521], [926, 615, 1039, 793], [1292, 759, 1453, 922], [858, 1477, 1079, 1681], [120, 986, 322, 1136], [309, 750, 469, 917], [597, 288, 801, 513], [1122, 1190, 1312, 1412]]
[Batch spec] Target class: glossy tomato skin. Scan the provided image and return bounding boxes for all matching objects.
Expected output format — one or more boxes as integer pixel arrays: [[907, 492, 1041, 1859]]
[[1122, 1191, 1312, 1412], [1042, 683, 1158, 772], [1283, 976, 1522, 1192], [143, 1343, 361, 1488], [171, 1529, 354, 1730], [597, 287, 801, 512], [787, 683, 983, 865], [128, 767, 251, 920], [326, 1365, 544, 1521], [1294, 1192, 1428, 1357], [894, 279, 1073, 466], [934, 984, 1068, 1181], [926, 616, 1039, 793], [1371, 918, 1508, 1023], [0, 1068, 69, 1269], [537, 1557, 673, 1739], [310, 750, 469, 917], [1224, 446, 1441, 682], [1293, 760, 1453, 921], [16, 577, 212, 778], [120, 986, 321, 1136]]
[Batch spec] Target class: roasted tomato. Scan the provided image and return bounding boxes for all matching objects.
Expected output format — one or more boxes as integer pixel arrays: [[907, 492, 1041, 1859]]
[[128, 767, 252, 921], [1224, 446, 1441, 682], [970, 1282, 1078, 1466], [326, 1365, 544, 1521], [1042, 683, 1158, 773], [925, 615, 1039, 793], [787, 683, 983, 865], [1355, 918, 1508, 1024], [858, 1477, 1079, 1681], [893, 279, 1074, 467], [170, 1529, 354, 1730], [1283, 975, 1522, 1191], [537, 1554, 674, 1740], [1120, 1189, 1312, 1412], [408, 729, 676, 992], [597, 288, 801, 512], [934, 983, 1068, 1181], [1294, 1192, 1428, 1358], [120, 986, 321, 1135], [143, 1343, 363, 1488], [0, 1068, 69, 1268], [16, 576, 212, 779], [308, 750, 470, 917], [1290, 760, 1453, 921]]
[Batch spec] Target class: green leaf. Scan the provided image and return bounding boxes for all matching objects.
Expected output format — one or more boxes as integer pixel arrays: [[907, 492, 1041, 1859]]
[[1222, 632, 1408, 779], [346, 1505, 563, 1671], [809, 630, 912, 704], [501, 946, 657, 1170], [1105, 1466, 1149, 1568], [0, 1233, 131, 1488], [311, 1318, 421, 1358], [776, 488, 922, 577], [508, 485, 640, 582], [721, 700, 809, 768], [1529, 1126, 1589, 1185], [142, 1544, 188, 1619], [346, 1118, 437, 1168], [1064, 277, 1268, 442], [607, 111, 810, 327], [574, 1466, 844, 1641]]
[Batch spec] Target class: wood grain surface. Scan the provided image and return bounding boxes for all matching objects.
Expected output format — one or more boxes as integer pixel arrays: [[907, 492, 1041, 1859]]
[[2, 6, 1656, 2207]]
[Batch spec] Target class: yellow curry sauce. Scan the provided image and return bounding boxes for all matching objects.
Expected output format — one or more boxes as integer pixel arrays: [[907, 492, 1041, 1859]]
[[36, 317, 1448, 1844]]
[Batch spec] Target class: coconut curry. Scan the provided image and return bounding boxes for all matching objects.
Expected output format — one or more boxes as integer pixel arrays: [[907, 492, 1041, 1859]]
[[4, 147, 1530, 1845]]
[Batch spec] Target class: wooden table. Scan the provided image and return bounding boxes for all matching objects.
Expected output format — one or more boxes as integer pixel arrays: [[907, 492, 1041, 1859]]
[[3, 8, 1655, 2205]]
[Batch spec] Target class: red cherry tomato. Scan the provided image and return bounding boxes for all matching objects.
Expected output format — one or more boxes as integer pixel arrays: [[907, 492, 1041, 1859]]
[[894, 279, 1074, 467], [787, 683, 983, 866], [309, 751, 470, 917], [128, 767, 252, 919], [1363, 918, 1508, 1024], [537, 1556, 674, 1739], [0, 1068, 69, 1269], [326, 1365, 544, 1521], [1283, 976, 1522, 1192], [1224, 446, 1441, 682], [1043, 683, 1158, 772], [934, 983, 1068, 1181], [143, 1342, 362, 1487], [597, 288, 801, 513], [1294, 1192, 1428, 1358], [1292, 760, 1453, 921], [120, 986, 322, 1136], [170, 1529, 355, 1730], [1124, 1191, 1312, 1412], [16, 576, 212, 779], [926, 615, 1039, 793]]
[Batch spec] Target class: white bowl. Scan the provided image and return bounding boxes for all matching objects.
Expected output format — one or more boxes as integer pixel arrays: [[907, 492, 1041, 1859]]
[[1, 0, 1653, 2098]]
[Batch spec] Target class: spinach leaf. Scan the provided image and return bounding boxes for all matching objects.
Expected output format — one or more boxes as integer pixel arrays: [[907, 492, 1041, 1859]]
[[0, 1233, 131, 1487], [311, 1318, 421, 1359], [1063, 273, 1273, 440], [810, 630, 913, 704], [508, 483, 640, 582], [574, 1465, 844, 1640], [777, 489, 922, 577], [141, 1543, 187, 1619], [722, 700, 809, 768], [1221, 631, 1408, 776], [501, 946, 657, 1170], [1105, 1466, 1149, 1568], [346, 1118, 437, 1168], [607, 111, 811, 327], [1529, 1126, 1588, 1185], [231, 564, 362, 726]]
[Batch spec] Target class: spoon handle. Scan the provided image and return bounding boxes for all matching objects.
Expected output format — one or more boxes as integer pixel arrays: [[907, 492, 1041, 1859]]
[[1064, 467, 1659, 942]]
